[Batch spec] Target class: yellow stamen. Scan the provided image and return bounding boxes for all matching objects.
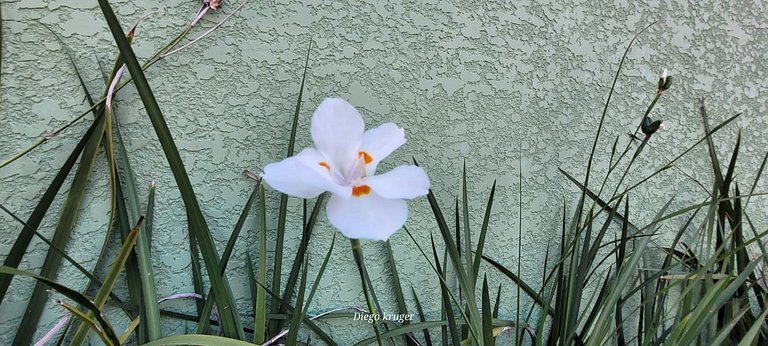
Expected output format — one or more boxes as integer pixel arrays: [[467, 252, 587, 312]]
[[358, 151, 373, 164], [319, 161, 331, 172], [352, 185, 371, 197]]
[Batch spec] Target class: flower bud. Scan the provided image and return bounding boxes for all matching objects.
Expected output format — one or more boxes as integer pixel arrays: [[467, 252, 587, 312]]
[[657, 68, 672, 91]]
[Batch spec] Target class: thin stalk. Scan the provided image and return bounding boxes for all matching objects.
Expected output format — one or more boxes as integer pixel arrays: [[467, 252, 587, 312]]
[[351, 239, 382, 346]]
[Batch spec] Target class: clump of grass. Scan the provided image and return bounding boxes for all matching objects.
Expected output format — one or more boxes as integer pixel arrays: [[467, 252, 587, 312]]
[[1, 2, 765, 345]]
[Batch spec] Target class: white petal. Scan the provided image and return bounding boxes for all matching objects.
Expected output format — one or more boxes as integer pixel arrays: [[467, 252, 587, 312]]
[[364, 165, 430, 199], [326, 192, 407, 241], [311, 98, 365, 173], [261, 148, 350, 199], [360, 123, 406, 174]]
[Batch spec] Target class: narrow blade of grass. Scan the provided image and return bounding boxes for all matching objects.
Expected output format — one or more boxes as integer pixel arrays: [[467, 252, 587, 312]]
[[482, 276, 495, 346], [411, 287, 433, 346], [302, 234, 336, 316], [255, 183, 268, 344], [57, 301, 116, 346], [431, 235, 461, 346], [0, 266, 120, 345], [12, 110, 106, 346], [736, 306, 768, 346], [114, 117, 162, 341], [0, 84, 102, 307], [461, 162, 474, 291], [285, 257, 309, 344], [70, 218, 143, 345], [142, 335, 257, 346], [385, 239, 416, 345], [97, 0, 243, 337], [472, 180, 496, 285], [280, 193, 326, 320], [416, 158, 482, 345], [273, 40, 312, 334], [481, 255, 555, 317], [196, 182, 260, 334]]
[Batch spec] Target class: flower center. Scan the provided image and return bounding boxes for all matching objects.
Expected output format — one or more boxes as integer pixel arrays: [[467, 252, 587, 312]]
[[318, 152, 373, 189], [352, 185, 371, 197]]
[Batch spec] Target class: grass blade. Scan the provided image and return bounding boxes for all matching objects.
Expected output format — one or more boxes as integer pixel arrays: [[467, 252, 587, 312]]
[[273, 40, 312, 334], [70, 218, 143, 345], [281, 193, 326, 321], [285, 257, 309, 344], [385, 239, 416, 345], [13, 109, 106, 346], [57, 301, 116, 346], [472, 180, 496, 285], [736, 306, 768, 346], [255, 183, 268, 344], [114, 117, 162, 341], [302, 234, 336, 316], [142, 335, 257, 346], [482, 276, 495, 346], [417, 157, 482, 344], [0, 266, 120, 345], [196, 181, 260, 334], [0, 92, 102, 306], [96, 0, 243, 337], [431, 235, 461, 346]]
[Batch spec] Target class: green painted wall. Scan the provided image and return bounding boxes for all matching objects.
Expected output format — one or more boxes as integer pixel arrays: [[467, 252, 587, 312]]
[[1, 0, 767, 344]]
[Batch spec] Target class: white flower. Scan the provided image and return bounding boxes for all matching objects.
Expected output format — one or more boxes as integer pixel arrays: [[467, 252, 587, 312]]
[[659, 122, 667, 131], [661, 68, 668, 82], [261, 98, 430, 241]]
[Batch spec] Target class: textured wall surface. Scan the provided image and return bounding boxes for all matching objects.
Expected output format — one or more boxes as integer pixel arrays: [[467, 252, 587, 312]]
[[1, 0, 768, 344]]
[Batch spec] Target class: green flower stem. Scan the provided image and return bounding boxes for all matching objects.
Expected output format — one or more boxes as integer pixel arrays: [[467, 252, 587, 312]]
[[585, 89, 665, 227], [350, 238, 383, 346]]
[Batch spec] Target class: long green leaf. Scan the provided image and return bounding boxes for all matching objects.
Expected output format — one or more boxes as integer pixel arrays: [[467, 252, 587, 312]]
[[0, 85, 103, 307], [13, 108, 106, 346], [472, 180, 496, 284], [70, 218, 142, 345], [461, 162, 474, 291], [354, 319, 525, 346], [254, 183, 268, 343], [286, 256, 309, 344], [0, 203, 119, 297], [96, 0, 243, 337], [481, 276, 495, 346], [58, 301, 115, 346], [411, 287, 433, 346], [281, 193, 325, 320], [274, 40, 312, 334], [736, 306, 768, 346], [196, 181, 260, 334], [431, 235, 461, 346], [302, 234, 336, 315], [114, 114, 162, 342], [481, 255, 555, 317], [0, 266, 120, 345], [417, 157, 482, 344], [142, 335, 257, 346]]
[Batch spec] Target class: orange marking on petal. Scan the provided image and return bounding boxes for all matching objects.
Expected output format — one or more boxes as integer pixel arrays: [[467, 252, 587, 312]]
[[358, 151, 373, 164], [352, 185, 371, 197], [319, 161, 331, 172]]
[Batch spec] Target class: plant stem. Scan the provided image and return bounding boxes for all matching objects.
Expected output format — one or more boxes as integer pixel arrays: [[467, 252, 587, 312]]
[[350, 238, 382, 346]]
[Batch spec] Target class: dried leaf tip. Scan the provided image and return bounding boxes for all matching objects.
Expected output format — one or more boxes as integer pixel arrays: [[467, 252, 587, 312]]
[[208, 0, 223, 10], [242, 169, 261, 182]]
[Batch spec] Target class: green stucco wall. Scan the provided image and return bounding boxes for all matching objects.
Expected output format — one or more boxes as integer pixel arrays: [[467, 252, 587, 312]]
[[1, 0, 768, 344]]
